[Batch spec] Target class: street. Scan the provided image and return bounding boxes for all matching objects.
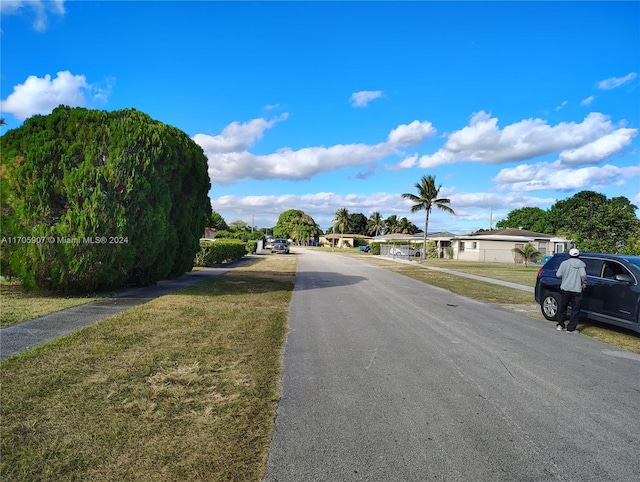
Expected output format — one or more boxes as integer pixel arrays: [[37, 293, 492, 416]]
[[263, 248, 640, 481]]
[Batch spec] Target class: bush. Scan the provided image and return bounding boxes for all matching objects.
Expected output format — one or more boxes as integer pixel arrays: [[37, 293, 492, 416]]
[[194, 240, 246, 266], [245, 240, 257, 254], [0, 106, 211, 293]]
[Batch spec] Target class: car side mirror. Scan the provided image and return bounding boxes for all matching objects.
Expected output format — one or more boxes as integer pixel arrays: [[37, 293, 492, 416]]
[[614, 274, 634, 283]]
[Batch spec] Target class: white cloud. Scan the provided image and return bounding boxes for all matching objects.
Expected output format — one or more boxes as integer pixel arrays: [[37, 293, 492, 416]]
[[558, 128, 637, 165], [597, 72, 637, 90], [581, 96, 595, 106], [211, 191, 402, 229], [415, 111, 636, 168], [192, 113, 288, 154], [493, 161, 640, 192], [0, 71, 109, 120], [555, 100, 567, 111], [195, 117, 435, 184], [349, 90, 383, 107], [387, 120, 436, 146], [1, 0, 65, 31]]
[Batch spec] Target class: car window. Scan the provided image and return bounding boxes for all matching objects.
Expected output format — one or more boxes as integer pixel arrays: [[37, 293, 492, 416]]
[[602, 261, 629, 279], [583, 258, 603, 277]]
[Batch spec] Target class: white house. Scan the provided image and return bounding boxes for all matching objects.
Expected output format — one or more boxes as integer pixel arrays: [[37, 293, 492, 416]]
[[451, 228, 569, 263]]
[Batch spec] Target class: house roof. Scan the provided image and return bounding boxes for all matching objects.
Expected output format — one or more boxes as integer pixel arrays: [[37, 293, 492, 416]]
[[373, 232, 457, 242], [454, 228, 564, 241], [321, 233, 373, 240]]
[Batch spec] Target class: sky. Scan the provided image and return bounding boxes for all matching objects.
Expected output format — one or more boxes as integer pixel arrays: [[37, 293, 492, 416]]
[[1, 0, 639, 234]]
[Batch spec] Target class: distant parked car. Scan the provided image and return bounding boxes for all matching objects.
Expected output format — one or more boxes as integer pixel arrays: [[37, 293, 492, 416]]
[[389, 246, 422, 257], [271, 238, 290, 254], [534, 252, 640, 333]]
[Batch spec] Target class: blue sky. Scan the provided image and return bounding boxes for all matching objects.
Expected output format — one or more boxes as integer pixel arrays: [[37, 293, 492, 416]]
[[1, 1, 639, 234]]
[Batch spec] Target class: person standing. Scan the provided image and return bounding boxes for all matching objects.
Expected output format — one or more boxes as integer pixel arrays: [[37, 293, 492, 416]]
[[555, 248, 587, 333]]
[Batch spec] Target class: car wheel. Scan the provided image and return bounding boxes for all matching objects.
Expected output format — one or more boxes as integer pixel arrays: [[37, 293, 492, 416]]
[[541, 291, 561, 321]]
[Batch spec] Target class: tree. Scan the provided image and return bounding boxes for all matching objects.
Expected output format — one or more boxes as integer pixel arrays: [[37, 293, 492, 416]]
[[349, 212, 368, 236], [333, 208, 351, 248], [496, 207, 551, 233], [228, 220, 250, 232], [512, 243, 543, 266], [273, 209, 321, 243], [396, 217, 412, 234], [402, 175, 455, 259], [0, 106, 211, 292], [210, 211, 228, 231], [385, 215, 399, 234], [367, 211, 384, 236], [548, 191, 640, 254]]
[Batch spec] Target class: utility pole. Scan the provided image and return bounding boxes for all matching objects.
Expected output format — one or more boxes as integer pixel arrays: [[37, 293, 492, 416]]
[[489, 206, 493, 230]]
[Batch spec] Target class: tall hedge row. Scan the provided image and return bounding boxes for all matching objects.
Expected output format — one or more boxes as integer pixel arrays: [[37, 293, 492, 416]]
[[0, 106, 211, 293], [194, 240, 248, 266]]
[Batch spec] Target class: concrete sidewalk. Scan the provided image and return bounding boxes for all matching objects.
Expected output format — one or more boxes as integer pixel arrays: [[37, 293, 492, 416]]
[[0, 257, 256, 361]]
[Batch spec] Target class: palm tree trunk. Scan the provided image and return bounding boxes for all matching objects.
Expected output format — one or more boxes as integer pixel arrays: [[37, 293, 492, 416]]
[[422, 210, 430, 259]]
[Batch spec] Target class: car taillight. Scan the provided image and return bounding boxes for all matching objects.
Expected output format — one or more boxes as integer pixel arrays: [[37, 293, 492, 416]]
[[537, 268, 543, 278]]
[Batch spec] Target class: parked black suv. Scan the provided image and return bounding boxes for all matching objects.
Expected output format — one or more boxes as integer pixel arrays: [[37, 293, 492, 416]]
[[535, 253, 640, 333]]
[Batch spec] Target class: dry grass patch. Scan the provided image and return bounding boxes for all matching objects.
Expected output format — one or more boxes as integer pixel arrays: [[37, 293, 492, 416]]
[[0, 280, 101, 327], [1, 255, 296, 482]]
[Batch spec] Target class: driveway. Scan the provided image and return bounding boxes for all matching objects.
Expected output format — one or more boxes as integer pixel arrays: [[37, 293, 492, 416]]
[[263, 248, 640, 481]]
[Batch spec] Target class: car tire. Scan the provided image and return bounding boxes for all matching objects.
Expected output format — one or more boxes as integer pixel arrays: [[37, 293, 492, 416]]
[[541, 291, 561, 321]]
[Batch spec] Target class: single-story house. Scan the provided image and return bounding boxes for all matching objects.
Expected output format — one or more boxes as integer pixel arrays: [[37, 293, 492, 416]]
[[451, 228, 569, 263], [320, 233, 372, 249], [372, 232, 457, 258]]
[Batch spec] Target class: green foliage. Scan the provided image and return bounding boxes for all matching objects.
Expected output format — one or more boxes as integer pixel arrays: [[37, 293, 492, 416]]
[[370, 242, 381, 255], [210, 211, 228, 230], [498, 191, 640, 255], [367, 211, 384, 236], [548, 191, 640, 254], [495, 207, 551, 233], [228, 220, 249, 232], [214, 230, 264, 241], [245, 240, 257, 254], [333, 208, 351, 235], [401, 175, 455, 258], [0, 106, 211, 292], [273, 209, 320, 243], [349, 213, 368, 236], [194, 239, 246, 266], [512, 242, 543, 266]]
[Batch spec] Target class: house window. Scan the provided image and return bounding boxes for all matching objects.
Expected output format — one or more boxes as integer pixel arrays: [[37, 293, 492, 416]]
[[471, 242, 477, 249], [554, 243, 565, 254], [459, 242, 465, 252], [538, 242, 547, 256]]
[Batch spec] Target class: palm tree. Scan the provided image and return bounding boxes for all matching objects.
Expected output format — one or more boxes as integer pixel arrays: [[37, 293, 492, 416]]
[[396, 217, 414, 234], [402, 175, 455, 259], [512, 243, 543, 266], [367, 211, 385, 236], [385, 215, 399, 234], [333, 207, 351, 248]]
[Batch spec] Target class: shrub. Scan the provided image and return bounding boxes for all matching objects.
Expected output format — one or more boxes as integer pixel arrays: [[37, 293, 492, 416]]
[[1, 106, 211, 293], [194, 240, 246, 266], [245, 240, 257, 254]]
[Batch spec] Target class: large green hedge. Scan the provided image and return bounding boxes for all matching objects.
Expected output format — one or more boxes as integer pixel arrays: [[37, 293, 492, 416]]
[[0, 106, 211, 292], [194, 240, 247, 266]]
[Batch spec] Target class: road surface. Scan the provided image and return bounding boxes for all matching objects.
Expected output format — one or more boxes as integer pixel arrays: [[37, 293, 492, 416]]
[[263, 248, 640, 481]]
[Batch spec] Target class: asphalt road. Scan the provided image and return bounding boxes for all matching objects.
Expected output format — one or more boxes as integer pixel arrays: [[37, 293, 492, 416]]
[[263, 248, 640, 481]]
